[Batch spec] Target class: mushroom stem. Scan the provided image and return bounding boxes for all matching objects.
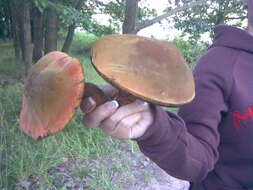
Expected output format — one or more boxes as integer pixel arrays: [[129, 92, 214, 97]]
[[83, 83, 109, 106], [83, 82, 137, 107]]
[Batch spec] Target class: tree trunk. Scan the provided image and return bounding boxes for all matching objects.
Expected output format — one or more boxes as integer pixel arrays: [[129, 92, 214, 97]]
[[62, 0, 84, 53], [122, 0, 138, 34], [62, 24, 75, 53], [10, 0, 21, 59], [18, 1, 33, 74], [32, 6, 44, 62], [5, 6, 12, 40], [45, 0, 58, 54]]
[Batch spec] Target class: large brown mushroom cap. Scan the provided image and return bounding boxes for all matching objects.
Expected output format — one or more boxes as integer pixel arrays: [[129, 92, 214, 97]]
[[20, 51, 84, 139], [91, 34, 195, 106]]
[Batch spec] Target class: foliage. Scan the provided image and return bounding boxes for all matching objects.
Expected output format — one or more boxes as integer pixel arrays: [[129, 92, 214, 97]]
[[33, 0, 119, 37], [33, 0, 51, 12], [0, 41, 25, 81], [138, 6, 157, 23], [173, 0, 247, 41], [103, 0, 125, 22], [84, 21, 118, 36], [102, 0, 158, 33], [172, 37, 208, 68], [68, 31, 98, 55], [0, 0, 11, 39], [59, 1, 120, 36]]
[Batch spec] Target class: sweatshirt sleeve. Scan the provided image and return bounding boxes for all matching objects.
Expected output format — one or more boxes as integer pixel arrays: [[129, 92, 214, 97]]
[[136, 47, 235, 182]]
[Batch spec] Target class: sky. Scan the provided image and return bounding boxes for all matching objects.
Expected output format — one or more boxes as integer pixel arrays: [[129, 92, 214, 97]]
[[93, 0, 183, 40], [132, 0, 247, 41], [137, 0, 182, 40], [93, 0, 247, 42]]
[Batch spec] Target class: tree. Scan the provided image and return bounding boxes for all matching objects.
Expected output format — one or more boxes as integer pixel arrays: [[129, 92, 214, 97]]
[[135, 0, 207, 33], [17, 0, 33, 74], [3, 0, 234, 76], [173, 0, 246, 41], [9, 0, 21, 59], [106, 0, 207, 34], [122, 0, 138, 34], [32, 5, 44, 62], [62, 0, 85, 53], [45, 0, 59, 54]]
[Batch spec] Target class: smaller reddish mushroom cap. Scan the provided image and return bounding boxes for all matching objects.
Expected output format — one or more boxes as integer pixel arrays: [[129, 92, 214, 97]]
[[91, 34, 195, 106], [20, 51, 84, 139]]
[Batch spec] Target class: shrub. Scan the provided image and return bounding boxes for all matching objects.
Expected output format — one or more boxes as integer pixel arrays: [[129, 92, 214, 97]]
[[70, 31, 98, 55], [172, 38, 208, 69]]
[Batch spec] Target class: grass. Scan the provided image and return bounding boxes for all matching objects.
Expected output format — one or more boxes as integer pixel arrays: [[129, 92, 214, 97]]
[[0, 33, 184, 189], [0, 35, 138, 190], [0, 41, 25, 84]]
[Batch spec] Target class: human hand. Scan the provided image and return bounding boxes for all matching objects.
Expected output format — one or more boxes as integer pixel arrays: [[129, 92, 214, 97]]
[[80, 96, 154, 139]]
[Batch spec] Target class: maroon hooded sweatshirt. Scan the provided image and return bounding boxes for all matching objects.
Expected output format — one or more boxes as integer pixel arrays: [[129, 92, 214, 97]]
[[137, 25, 253, 190]]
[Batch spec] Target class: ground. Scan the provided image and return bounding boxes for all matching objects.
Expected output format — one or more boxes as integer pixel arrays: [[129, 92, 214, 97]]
[[14, 142, 189, 190]]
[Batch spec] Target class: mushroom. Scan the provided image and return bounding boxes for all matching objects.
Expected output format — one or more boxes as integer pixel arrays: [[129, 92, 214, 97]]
[[91, 34, 195, 106], [20, 52, 85, 139], [20, 35, 195, 139]]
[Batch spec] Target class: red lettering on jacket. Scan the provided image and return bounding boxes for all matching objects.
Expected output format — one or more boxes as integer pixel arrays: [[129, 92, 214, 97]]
[[233, 106, 253, 129]]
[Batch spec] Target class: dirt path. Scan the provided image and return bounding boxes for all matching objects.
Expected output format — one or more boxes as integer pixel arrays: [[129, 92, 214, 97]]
[[15, 142, 189, 190], [111, 144, 190, 190]]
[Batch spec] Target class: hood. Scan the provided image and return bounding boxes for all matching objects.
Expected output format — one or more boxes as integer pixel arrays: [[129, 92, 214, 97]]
[[212, 24, 253, 53]]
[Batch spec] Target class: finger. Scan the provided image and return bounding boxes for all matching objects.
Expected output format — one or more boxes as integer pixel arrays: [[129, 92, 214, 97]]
[[130, 111, 154, 139], [101, 100, 149, 132], [102, 113, 142, 139], [83, 100, 119, 128], [80, 97, 96, 113]]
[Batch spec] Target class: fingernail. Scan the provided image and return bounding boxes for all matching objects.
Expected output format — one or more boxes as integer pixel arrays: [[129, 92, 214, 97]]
[[82, 97, 96, 112], [105, 100, 119, 110]]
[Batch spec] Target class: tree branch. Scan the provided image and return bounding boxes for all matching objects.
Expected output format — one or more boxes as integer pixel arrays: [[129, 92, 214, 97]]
[[226, 16, 247, 20], [135, 0, 207, 32]]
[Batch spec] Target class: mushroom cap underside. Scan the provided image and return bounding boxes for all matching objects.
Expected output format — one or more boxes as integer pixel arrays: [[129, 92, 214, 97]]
[[91, 34, 195, 106]]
